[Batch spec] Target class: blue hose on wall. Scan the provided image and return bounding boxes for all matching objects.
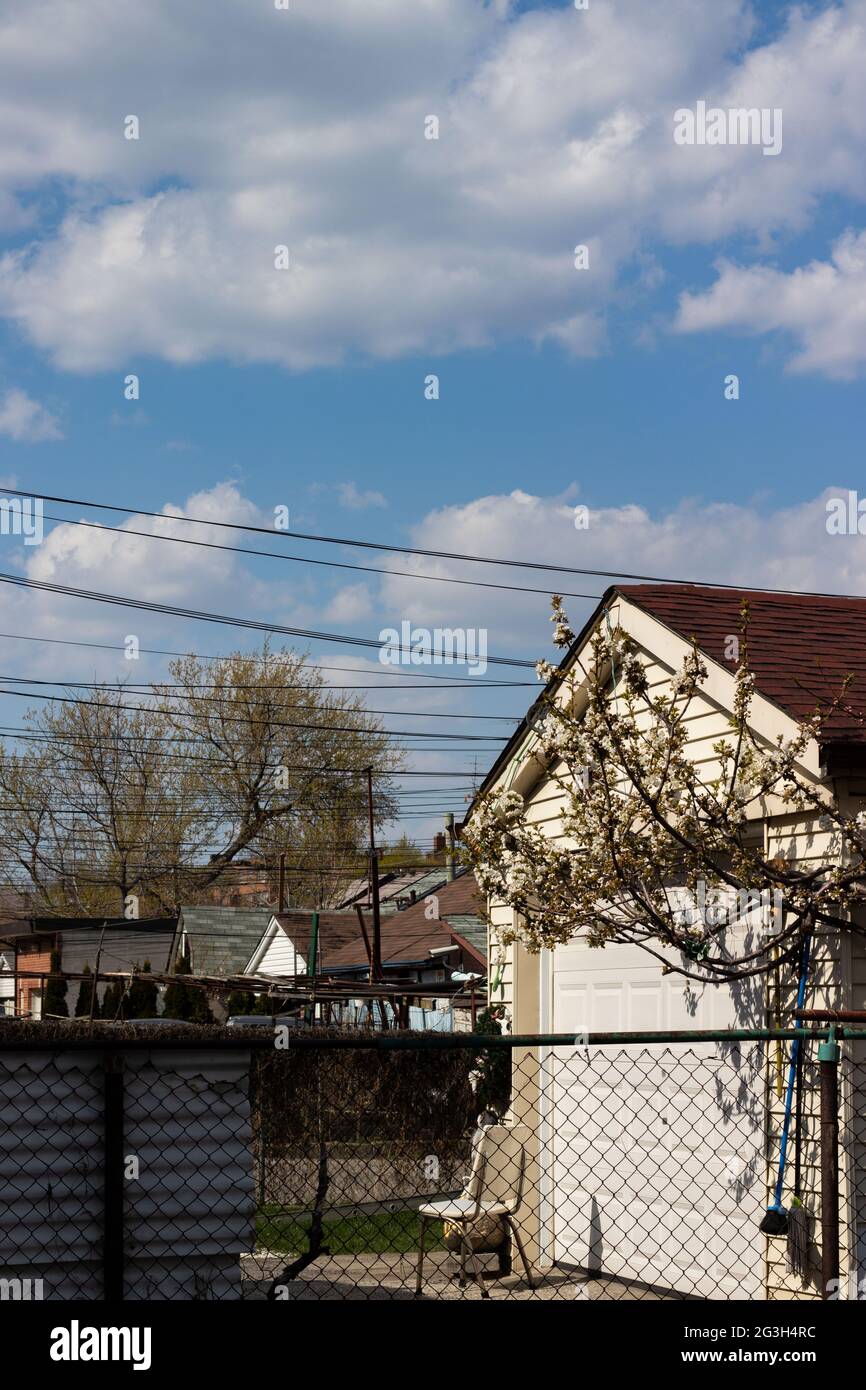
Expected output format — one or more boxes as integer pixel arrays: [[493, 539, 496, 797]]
[[759, 930, 812, 1237]]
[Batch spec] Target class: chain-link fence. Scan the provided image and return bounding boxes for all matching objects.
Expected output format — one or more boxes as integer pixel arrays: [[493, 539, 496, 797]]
[[0, 1025, 863, 1301]]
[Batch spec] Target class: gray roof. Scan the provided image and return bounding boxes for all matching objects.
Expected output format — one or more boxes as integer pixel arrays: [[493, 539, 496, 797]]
[[178, 906, 273, 976], [58, 926, 177, 977], [334, 868, 449, 911], [447, 916, 488, 961]]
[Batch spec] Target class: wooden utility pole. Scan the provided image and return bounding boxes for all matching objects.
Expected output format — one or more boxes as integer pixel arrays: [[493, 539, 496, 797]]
[[278, 852, 286, 913], [89, 921, 108, 1023], [366, 767, 383, 982], [354, 904, 373, 982]]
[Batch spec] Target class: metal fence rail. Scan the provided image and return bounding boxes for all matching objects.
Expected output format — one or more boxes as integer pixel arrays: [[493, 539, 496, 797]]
[[0, 1027, 863, 1301]]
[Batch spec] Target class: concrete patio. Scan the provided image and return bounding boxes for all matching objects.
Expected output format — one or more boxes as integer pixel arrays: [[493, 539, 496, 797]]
[[241, 1251, 681, 1300]]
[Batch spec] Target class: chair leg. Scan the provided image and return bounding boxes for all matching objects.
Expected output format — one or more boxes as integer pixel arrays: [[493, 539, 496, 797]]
[[459, 1234, 467, 1288], [461, 1231, 489, 1299], [507, 1216, 535, 1291], [415, 1216, 426, 1296]]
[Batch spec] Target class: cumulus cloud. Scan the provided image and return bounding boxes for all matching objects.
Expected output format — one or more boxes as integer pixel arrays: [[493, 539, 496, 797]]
[[0, 482, 301, 682], [0, 1, 865, 372], [336, 482, 387, 511], [375, 486, 866, 660], [0, 386, 62, 441], [324, 583, 374, 624], [674, 230, 866, 378]]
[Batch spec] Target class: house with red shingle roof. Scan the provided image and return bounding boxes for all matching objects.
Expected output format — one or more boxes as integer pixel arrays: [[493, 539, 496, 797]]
[[467, 582, 866, 1302], [243, 910, 362, 978], [324, 869, 486, 983]]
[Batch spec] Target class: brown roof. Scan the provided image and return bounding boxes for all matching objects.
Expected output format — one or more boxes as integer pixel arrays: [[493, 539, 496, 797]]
[[619, 583, 866, 745], [325, 873, 485, 971], [271, 911, 362, 969]]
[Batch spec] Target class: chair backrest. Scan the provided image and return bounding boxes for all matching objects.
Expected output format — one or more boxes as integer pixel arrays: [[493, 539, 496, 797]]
[[465, 1124, 526, 1212]]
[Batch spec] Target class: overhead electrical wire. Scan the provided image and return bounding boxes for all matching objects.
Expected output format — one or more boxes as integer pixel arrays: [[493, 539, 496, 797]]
[[6, 484, 865, 597], [28, 507, 601, 602], [0, 631, 532, 687], [0, 729, 477, 774], [0, 569, 536, 669], [0, 672, 519, 723], [0, 683, 507, 742]]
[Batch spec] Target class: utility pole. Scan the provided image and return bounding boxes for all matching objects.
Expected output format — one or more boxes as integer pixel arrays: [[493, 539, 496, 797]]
[[89, 921, 108, 1023], [278, 852, 286, 914], [445, 811, 456, 882], [366, 767, 383, 982]]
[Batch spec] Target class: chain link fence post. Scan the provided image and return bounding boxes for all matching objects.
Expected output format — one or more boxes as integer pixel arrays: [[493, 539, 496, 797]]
[[103, 1054, 125, 1302], [818, 1028, 840, 1300]]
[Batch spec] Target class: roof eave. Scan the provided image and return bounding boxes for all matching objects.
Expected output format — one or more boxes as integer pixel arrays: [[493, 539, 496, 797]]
[[462, 584, 620, 823]]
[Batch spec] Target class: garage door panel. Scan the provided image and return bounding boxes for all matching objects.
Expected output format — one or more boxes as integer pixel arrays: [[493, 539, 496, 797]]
[[552, 1189, 763, 1297], [548, 941, 765, 1298]]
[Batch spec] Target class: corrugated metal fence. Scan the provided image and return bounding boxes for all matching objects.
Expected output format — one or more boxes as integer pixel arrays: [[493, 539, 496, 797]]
[[0, 1025, 863, 1301], [0, 1041, 254, 1300]]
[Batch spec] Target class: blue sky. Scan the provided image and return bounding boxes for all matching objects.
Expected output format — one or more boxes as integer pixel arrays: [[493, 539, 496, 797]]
[[0, 0, 865, 843]]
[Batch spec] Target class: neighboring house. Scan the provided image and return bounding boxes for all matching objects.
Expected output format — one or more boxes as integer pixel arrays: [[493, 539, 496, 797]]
[[14, 933, 54, 1018], [242, 874, 488, 1026], [324, 870, 487, 1001], [244, 910, 361, 978], [176, 906, 273, 978], [334, 866, 451, 915], [466, 583, 866, 1301], [0, 948, 15, 1016], [196, 861, 273, 908], [13, 918, 178, 1017]]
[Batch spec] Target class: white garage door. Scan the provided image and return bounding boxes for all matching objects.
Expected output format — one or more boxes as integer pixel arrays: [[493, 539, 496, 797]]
[[544, 939, 766, 1299]]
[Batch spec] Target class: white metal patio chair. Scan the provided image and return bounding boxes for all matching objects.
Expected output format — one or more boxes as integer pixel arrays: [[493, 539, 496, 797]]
[[414, 1123, 535, 1298]]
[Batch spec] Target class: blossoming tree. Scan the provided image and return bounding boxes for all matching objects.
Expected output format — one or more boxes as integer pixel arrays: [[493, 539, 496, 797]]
[[462, 598, 862, 985]]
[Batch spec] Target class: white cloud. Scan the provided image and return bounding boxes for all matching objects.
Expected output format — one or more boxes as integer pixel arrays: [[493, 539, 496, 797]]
[[336, 482, 387, 511], [0, 482, 303, 683], [324, 583, 373, 624], [375, 486, 866, 660], [674, 229, 866, 378], [0, 1, 865, 371], [0, 386, 62, 441]]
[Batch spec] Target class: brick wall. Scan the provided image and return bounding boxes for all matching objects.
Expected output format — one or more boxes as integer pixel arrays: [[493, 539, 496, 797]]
[[15, 936, 56, 1017]]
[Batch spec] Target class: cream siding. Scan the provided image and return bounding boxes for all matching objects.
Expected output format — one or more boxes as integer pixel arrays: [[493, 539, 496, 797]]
[[474, 594, 857, 1298]]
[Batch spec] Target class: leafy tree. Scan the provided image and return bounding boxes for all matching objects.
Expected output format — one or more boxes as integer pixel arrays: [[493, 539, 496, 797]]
[[163, 949, 195, 1021], [188, 984, 214, 1025], [472, 1005, 511, 1116], [252, 990, 278, 1015], [101, 980, 124, 1021], [74, 962, 95, 1017], [224, 989, 254, 1017], [126, 960, 158, 1019], [379, 835, 423, 870], [43, 948, 68, 1018]]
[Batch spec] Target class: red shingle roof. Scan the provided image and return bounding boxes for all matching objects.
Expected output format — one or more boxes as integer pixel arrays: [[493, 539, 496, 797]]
[[325, 874, 485, 970], [619, 584, 866, 744], [271, 911, 360, 968]]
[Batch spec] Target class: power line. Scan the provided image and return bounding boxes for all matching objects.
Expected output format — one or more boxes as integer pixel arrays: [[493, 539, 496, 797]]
[[0, 672, 519, 723], [0, 730, 477, 774], [0, 631, 532, 687], [0, 683, 507, 742], [29, 507, 600, 602], [9, 484, 865, 597], [0, 569, 535, 669]]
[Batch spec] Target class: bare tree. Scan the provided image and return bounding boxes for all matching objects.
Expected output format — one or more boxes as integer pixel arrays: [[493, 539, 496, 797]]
[[0, 644, 400, 916]]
